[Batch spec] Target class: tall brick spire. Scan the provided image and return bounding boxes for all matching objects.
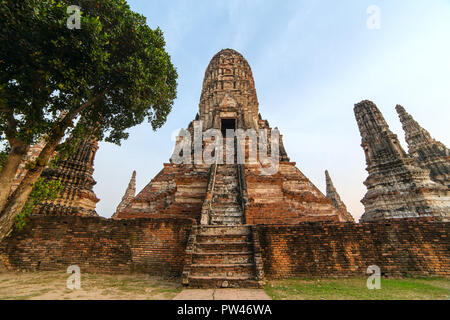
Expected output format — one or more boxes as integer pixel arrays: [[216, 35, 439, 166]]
[[199, 49, 259, 130], [113, 170, 136, 218], [354, 100, 449, 222], [325, 170, 354, 222], [396, 105, 450, 187], [34, 138, 100, 216]]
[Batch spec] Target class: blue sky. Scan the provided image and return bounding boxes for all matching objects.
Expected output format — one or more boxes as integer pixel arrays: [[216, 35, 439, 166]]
[[93, 0, 450, 221]]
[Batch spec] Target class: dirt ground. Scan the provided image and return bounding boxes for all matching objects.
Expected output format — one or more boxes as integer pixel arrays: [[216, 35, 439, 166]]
[[1, 271, 448, 300], [0, 271, 182, 300], [173, 288, 271, 300]]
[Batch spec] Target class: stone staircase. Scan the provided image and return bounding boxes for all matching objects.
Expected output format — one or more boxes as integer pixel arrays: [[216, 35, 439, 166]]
[[210, 164, 244, 225], [182, 141, 264, 288], [183, 225, 264, 288]]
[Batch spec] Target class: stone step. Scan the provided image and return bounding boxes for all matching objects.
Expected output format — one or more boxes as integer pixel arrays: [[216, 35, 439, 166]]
[[196, 234, 251, 243], [189, 263, 255, 277], [187, 276, 263, 289], [192, 252, 254, 264], [210, 202, 242, 208], [216, 164, 238, 169], [216, 167, 237, 172], [211, 204, 242, 211], [213, 185, 238, 190], [197, 225, 251, 236], [212, 194, 240, 201], [214, 175, 238, 180], [210, 208, 242, 214], [211, 218, 244, 226], [212, 188, 239, 195], [215, 173, 238, 178], [213, 185, 239, 190], [195, 241, 251, 253], [211, 214, 243, 219], [210, 217, 244, 225], [210, 212, 243, 218], [213, 189, 239, 196], [211, 204, 241, 210]]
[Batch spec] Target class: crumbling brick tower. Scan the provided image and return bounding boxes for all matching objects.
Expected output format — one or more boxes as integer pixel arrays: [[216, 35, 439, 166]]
[[396, 105, 450, 187], [33, 138, 100, 217], [325, 170, 353, 222], [112, 170, 136, 218], [354, 100, 449, 222]]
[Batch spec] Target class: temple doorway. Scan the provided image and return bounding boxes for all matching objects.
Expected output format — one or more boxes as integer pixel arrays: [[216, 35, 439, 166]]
[[221, 118, 236, 138]]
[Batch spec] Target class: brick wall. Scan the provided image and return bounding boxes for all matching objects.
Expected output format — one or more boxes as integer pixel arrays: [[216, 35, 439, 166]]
[[1, 217, 448, 279], [0, 215, 194, 277], [245, 203, 340, 225], [257, 219, 450, 278]]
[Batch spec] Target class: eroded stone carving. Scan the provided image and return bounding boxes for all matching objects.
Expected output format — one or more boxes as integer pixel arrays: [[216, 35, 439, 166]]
[[33, 138, 100, 217], [354, 100, 449, 222], [396, 105, 450, 187]]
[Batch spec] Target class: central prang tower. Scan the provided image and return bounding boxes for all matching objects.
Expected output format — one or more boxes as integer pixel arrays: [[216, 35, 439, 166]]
[[199, 49, 259, 131], [114, 49, 352, 225], [113, 49, 353, 288]]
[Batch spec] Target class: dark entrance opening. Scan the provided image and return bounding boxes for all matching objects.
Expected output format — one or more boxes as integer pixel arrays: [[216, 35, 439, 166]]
[[221, 119, 236, 138]]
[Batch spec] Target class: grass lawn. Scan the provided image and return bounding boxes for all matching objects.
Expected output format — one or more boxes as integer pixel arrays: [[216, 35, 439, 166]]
[[265, 277, 450, 300], [0, 271, 182, 300]]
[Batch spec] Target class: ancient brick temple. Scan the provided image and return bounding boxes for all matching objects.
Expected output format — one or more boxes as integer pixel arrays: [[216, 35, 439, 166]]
[[114, 49, 352, 224], [354, 100, 450, 222], [2, 51, 449, 288], [112, 49, 353, 287], [32, 138, 100, 217]]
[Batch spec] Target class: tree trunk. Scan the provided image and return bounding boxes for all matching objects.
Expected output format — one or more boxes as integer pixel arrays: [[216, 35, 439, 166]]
[[0, 143, 29, 214], [0, 140, 59, 242], [0, 93, 107, 242]]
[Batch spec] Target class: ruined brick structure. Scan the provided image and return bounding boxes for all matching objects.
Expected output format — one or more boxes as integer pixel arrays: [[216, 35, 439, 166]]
[[354, 100, 450, 222], [396, 105, 450, 187], [112, 49, 353, 287], [325, 170, 354, 222], [2, 50, 449, 289], [9, 139, 47, 195], [113, 170, 136, 218], [0, 216, 192, 276], [1, 216, 448, 279], [257, 218, 449, 278], [115, 49, 352, 225], [33, 138, 100, 217], [10, 113, 67, 195]]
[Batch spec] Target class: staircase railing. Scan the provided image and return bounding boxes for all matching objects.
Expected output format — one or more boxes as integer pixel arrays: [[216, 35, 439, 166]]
[[200, 150, 219, 225], [235, 136, 249, 222]]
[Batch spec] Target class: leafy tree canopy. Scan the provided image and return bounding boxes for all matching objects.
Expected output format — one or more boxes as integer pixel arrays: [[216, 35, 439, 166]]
[[0, 0, 178, 147]]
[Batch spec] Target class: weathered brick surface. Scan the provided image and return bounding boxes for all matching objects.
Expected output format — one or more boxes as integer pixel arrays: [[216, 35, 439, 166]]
[[257, 219, 450, 278], [115, 49, 353, 224], [0, 215, 193, 276], [1, 217, 448, 280]]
